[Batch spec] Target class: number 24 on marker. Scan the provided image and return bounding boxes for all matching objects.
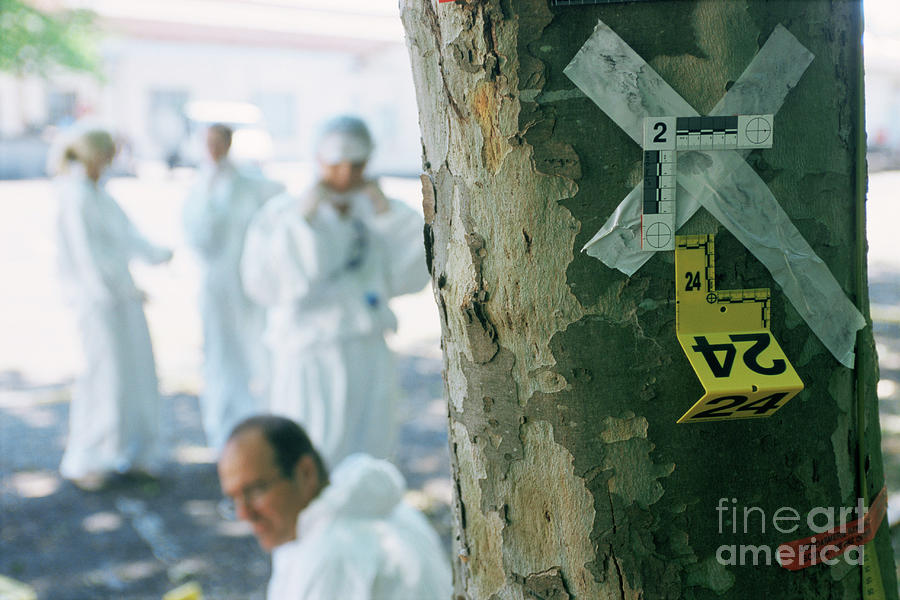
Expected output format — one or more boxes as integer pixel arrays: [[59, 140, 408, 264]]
[[677, 330, 803, 423]]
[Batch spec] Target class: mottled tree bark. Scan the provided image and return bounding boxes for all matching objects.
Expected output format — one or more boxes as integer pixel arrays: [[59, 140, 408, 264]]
[[401, 1, 897, 598]]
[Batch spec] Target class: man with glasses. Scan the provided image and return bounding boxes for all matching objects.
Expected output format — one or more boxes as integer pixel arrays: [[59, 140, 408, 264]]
[[217, 415, 451, 599]]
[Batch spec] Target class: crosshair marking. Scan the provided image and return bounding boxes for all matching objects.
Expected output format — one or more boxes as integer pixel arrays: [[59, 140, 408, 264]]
[[645, 222, 672, 248], [745, 117, 771, 144]]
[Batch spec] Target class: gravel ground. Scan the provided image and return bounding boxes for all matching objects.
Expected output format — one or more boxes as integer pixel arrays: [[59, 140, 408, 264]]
[[0, 353, 451, 600]]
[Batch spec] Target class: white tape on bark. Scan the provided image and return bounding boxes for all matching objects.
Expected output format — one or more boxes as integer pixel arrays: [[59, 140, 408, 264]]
[[565, 22, 865, 368]]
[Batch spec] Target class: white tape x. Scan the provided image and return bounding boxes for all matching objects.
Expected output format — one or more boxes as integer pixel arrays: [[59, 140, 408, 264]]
[[565, 22, 865, 368]]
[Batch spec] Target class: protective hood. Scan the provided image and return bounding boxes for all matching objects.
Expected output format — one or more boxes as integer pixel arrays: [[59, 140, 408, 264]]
[[314, 115, 373, 165], [297, 454, 404, 539]]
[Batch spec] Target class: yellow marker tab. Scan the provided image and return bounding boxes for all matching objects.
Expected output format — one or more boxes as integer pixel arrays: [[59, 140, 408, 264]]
[[675, 235, 803, 423], [0, 575, 36, 600], [163, 582, 203, 600]]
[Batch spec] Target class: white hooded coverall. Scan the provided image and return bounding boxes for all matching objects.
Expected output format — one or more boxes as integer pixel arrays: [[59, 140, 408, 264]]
[[240, 184, 429, 468], [56, 173, 170, 479], [267, 454, 452, 599], [183, 162, 284, 450]]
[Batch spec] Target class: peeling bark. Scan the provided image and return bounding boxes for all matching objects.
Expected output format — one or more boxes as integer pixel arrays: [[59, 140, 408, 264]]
[[401, 1, 897, 598]]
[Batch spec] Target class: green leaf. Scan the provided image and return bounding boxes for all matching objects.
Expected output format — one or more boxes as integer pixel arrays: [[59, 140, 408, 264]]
[[0, 0, 102, 78]]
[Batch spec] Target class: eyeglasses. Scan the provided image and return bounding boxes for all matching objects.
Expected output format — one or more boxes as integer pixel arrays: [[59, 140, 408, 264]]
[[218, 474, 286, 521]]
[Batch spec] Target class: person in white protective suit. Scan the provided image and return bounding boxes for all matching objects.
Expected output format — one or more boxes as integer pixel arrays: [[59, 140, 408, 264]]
[[240, 115, 430, 468], [217, 415, 452, 600], [53, 127, 172, 488], [183, 124, 285, 451]]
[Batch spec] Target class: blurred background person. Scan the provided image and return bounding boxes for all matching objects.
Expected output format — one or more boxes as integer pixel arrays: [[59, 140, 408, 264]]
[[217, 415, 452, 599], [183, 123, 285, 452], [240, 115, 429, 468], [154, 103, 188, 171], [53, 125, 173, 489]]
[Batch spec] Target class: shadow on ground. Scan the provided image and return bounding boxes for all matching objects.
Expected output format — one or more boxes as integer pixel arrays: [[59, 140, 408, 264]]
[[0, 354, 451, 600]]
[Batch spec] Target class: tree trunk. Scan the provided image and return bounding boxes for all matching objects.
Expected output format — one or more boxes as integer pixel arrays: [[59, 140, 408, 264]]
[[400, 1, 897, 598]]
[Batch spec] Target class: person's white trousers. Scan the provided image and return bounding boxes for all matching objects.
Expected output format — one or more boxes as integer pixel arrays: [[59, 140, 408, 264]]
[[268, 333, 396, 469], [60, 298, 163, 479]]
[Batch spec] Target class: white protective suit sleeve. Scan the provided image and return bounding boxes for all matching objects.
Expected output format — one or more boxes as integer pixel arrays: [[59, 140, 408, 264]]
[[241, 196, 364, 307], [106, 192, 172, 266], [60, 184, 169, 302], [369, 199, 430, 298], [59, 188, 124, 302], [183, 170, 284, 259]]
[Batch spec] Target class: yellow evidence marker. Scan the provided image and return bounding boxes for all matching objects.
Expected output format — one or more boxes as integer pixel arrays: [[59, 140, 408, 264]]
[[162, 582, 203, 600], [0, 575, 36, 600], [675, 235, 803, 423]]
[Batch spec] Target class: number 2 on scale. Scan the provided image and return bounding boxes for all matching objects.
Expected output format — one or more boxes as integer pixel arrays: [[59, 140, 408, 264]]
[[644, 117, 676, 150], [653, 122, 667, 143]]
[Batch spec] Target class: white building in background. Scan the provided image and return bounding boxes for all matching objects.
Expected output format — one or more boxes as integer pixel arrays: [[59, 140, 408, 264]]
[[864, 0, 900, 170], [866, 34, 900, 147], [0, 0, 423, 175]]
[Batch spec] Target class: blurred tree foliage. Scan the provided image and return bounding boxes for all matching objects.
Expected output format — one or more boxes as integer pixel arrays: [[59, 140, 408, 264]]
[[0, 0, 101, 77]]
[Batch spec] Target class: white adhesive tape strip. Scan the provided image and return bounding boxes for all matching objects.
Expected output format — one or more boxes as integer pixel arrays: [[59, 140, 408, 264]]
[[568, 24, 811, 274], [564, 20, 697, 146], [565, 22, 864, 367], [686, 150, 866, 367]]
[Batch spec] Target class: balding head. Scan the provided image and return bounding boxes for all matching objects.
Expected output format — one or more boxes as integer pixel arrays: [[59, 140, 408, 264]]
[[218, 416, 325, 551]]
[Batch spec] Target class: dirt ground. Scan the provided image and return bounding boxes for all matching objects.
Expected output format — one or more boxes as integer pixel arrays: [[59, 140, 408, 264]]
[[0, 168, 898, 598], [0, 356, 450, 600]]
